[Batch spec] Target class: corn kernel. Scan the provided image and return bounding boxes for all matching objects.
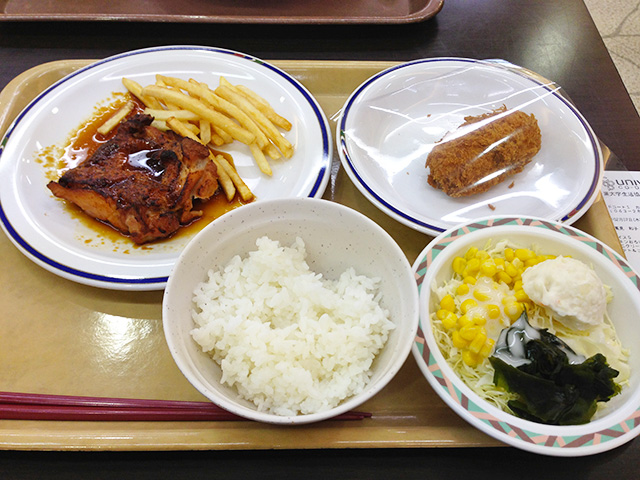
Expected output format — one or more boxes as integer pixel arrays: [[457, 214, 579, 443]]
[[440, 294, 456, 312], [463, 276, 477, 285], [511, 258, 524, 270], [472, 313, 487, 325], [496, 271, 512, 285], [479, 338, 496, 357], [486, 304, 501, 319], [515, 248, 535, 261], [458, 314, 474, 328], [494, 257, 505, 267], [504, 248, 515, 261], [462, 350, 479, 367], [513, 280, 523, 291], [525, 258, 541, 268], [476, 250, 490, 261], [514, 289, 529, 302], [505, 302, 524, 321], [501, 295, 517, 305], [469, 331, 488, 354], [452, 257, 466, 275], [480, 260, 498, 277], [504, 263, 518, 278], [442, 312, 458, 329], [452, 330, 469, 349], [465, 247, 478, 260], [460, 298, 478, 314], [456, 283, 470, 296], [464, 258, 480, 275], [459, 324, 479, 341], [473, 289, 491, 302], [522, 299, 534, 312]]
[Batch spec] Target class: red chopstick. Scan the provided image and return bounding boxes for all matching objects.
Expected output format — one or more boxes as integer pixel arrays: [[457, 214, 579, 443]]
[[0, 392, 371, 422], [0, 391, 224, 409], [0, 404, 243, 421]]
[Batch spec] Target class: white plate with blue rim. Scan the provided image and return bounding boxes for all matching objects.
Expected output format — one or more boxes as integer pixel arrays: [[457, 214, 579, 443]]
[[336, 57, 603, 236], [0, 45, 332, 291]]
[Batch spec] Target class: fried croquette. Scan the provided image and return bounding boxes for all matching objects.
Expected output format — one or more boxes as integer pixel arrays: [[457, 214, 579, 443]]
[[425, 106, 541, 197]]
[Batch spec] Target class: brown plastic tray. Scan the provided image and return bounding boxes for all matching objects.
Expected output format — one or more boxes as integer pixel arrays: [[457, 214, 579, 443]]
[[0, 0, 444, 24], [0, 59, 623, 451]]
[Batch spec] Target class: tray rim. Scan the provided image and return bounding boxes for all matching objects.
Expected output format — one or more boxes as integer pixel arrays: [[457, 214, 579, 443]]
[[0, 57, 623, 452]]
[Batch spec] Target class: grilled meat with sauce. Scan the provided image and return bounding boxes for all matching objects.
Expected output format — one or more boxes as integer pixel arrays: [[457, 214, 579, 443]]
[[47, 114, 219, 244]]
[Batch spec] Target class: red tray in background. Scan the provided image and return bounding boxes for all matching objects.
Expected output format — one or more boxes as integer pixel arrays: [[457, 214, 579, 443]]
[[0, 0, 444, 24]]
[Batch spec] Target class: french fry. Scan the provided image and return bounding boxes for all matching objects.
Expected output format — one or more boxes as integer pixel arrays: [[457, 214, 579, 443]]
[[212, 125, 233, 144], [210, 155, 236, 201], [151, 119, 168, 131], [165, 117, 200, 142], [97, 101, 134, 135], [122, 78, 162, 109], [213, 154, 254, 202], [185, 123, 200, 134], [249, 143, 272, 176], [165, 117, 199, 135], [263, 143, 282, 160], [191, 79, 270, 149], [219, 77, 232, 88], [112, 75, 293, 207], [215, 84, 294, 159], [219, 77, 291, 131], [142, 85, 256, 145], [158, 76, 218, 117], [157, 75, 198, 94], [233, 84, 292, 131], [154, 79, 186, 111], [199, 119, 211, 146], [143, 108, 200, 122], [159, 75, 271, 151], [158, 76, 208, 103], [211, 149, 236, 166], [208, 133, 225, 147]]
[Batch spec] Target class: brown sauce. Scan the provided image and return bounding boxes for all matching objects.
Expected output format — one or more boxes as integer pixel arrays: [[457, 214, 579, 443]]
[[42, 93, 249, 251], [62, 93, 140, 168]]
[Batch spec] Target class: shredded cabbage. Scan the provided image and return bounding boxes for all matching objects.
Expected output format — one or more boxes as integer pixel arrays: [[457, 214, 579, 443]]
[[431, 239, 629, 417]]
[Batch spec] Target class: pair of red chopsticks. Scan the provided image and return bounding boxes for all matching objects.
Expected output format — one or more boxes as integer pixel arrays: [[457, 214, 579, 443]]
[[0, 391, 371, 422]]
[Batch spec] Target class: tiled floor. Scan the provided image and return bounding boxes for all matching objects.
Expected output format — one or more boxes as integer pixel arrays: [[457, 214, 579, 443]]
[[584, 0, 640, 114]]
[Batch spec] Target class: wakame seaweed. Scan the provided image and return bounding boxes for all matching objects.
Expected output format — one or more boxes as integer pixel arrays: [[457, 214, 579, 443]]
[[489, 313, 621, 425]]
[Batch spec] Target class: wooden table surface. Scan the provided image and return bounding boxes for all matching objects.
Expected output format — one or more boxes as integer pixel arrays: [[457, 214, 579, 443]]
[[0, 0, 639, 477]]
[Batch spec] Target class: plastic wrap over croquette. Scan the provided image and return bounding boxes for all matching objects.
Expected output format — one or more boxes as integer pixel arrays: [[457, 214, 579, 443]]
[[425, 106, 541, 197]]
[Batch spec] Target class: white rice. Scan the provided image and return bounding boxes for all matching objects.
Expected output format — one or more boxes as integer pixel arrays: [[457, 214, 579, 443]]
[[190, 235, 394, 416]]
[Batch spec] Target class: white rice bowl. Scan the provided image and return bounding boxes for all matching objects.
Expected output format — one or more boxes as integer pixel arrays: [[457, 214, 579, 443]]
[[163, 198, 419, 425], [190, 236, 394, 416]]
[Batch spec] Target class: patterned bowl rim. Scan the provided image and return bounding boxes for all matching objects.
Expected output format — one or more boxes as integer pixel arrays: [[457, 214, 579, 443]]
[[411, 215, 640, 456]]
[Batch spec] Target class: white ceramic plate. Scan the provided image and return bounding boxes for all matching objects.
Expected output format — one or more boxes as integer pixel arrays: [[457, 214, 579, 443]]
[[337, 58, 603, 236], [0, 46, 332, 290]]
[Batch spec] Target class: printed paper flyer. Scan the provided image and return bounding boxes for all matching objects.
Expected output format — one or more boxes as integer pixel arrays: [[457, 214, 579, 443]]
[[602, 171, 640, 271]]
